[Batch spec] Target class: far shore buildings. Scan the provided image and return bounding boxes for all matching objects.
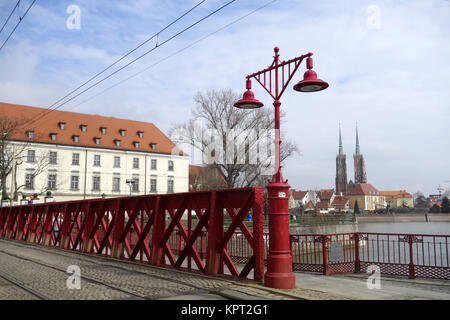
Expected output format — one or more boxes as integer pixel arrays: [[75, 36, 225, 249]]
[[380, 190, 414, 208], [0, 102, 190, 203]]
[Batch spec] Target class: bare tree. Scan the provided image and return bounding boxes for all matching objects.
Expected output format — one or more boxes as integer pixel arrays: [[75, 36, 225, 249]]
[[0, 116, 51, 201], [170, 89, 299, 188]]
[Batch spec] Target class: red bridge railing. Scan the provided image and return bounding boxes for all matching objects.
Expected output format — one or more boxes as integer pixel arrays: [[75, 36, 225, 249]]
[[290, 232, 450, 280], [0, 187, 265, 282]]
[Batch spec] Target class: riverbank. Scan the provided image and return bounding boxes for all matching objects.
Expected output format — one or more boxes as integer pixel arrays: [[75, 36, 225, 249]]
[[356, 213, 450, 223]]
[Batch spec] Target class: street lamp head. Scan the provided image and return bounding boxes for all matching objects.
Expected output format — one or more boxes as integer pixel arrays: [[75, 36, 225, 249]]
[[293, 57, 328, 92], [234, 79, 264, 109]]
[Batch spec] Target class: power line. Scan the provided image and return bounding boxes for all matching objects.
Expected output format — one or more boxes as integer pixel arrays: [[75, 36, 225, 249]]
[[21, 0, 208, 129], [27, 0, 237, 128], [0, 0, 20, 35], [24, 0, 237, 129], [0, 0, 36, 53], [71, 0, 278, 111]]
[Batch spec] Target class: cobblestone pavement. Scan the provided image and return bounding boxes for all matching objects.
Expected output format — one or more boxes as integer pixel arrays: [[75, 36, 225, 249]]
[[0, 239, 297, 300]]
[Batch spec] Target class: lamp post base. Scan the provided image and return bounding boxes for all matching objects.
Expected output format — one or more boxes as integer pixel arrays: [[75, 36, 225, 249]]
[[264, 181, 296, 289]]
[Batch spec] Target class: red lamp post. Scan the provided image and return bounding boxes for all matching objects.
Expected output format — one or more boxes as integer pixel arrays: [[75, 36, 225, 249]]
[[235, 47, 328, 289]]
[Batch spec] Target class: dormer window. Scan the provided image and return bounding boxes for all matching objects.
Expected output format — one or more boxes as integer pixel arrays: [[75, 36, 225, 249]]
[[72, 135, 80, 143], [119, 129, 126, 137], [114, 139, 121, 147], [58, 122, 66, 130], [50, 133, 57, 141], [137, 131, 144, 138], [26, 130, 34, 139], [80, 125, 87, 132], [94, 137, 101, 145], [133, 141, 140, 149], [149, 143, 156, 151], [100, 127, 107, 135]]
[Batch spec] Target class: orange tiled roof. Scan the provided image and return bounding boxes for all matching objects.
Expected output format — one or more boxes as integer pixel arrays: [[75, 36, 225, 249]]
[[346, 183, 380, 196], [291, 190, 308, 200], [380, 190, 412, 199], [316, 189, 334, 201], [316, 201, 333, 209], [304, 200, 314, 209], [332, 195, 349, 206], [0, 102, 182, 155]]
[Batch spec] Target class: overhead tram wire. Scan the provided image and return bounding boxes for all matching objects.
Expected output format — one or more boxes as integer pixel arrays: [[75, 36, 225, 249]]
[[23, 0, 237, 128], [20, 0, 208, 129], [71, 0, 278, 110], [0, 0, 36, 53], [0, 1, 20, 35]]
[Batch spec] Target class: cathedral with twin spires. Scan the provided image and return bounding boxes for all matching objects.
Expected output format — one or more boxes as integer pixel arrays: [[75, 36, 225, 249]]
[[335, 124, 367, 196]]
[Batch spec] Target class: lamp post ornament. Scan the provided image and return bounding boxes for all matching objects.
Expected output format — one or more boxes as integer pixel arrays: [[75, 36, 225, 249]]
[[235, 47, 328, 289]]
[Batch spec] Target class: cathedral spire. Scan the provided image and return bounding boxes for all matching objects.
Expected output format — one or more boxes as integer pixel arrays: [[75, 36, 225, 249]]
[[338, 122, 344, 155], [355, 121, 360, 155]]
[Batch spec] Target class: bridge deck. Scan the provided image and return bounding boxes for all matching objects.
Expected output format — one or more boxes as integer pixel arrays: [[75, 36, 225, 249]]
[[0, 239, 292, 300]]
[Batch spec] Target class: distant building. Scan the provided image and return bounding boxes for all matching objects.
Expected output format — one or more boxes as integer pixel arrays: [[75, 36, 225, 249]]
[[332, 195, 350, 212], [289, 190, 318, 209], [0, 102, 189, 202], [353, 124, 367, 184], [189, 165, 225, 191], [346, 183, 386, 212], [315, 201, 334, 214], [335, 124, 348, 195], [380, 190, 414, 208], [316, 189, 335, 203]]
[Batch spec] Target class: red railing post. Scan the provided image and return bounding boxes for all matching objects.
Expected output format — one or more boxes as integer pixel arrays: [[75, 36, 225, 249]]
[[354, 233, 361, 274], [322, 235, 330, 276], [59, 204, 71, 249], [15, 206, 26, 241], [81, 201, 94, 253], [5, 206, 16, 239], [41, 205, 54, 246], [253, 188, 264, 282], [112, 199, 124, 258], [408, 235, 415, 279], [206, 191, 221, 275], [150, 196, 164, 265]]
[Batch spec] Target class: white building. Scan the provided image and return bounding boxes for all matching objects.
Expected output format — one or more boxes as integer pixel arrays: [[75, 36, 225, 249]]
[[0, 102, 190, 202]]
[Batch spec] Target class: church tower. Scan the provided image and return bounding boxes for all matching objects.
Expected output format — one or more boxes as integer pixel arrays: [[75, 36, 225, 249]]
[[335, 124, 348, 195], [353, 123, 367, 184]]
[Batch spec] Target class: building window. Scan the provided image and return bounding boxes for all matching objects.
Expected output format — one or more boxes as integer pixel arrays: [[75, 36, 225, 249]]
[[137, 131, 144, 138], [114, 156, 120, 168], [119, 129, 126, 137], [92, 176, 100, 191], [133, 158, 139, 169], [100, 127, 107, 134], [114, 140, 121, 147], [132, 177, 139, 192], [25, 173, 34, 189], [150, 143, 156, 150], [80, 125, 87, 132], [133, 141, 140, 149], [150, 176, 157, 193], [49, 151, 57, 164], [168, 160, 174, 171], [94, 137, 100, 145], [93, 155, 101, 166], [72, 135, 80, 143], [27, 150, 35, 163], [58, 122, 66, 130], [48, 174, 57, 190], [167, 177, 174, 193], [26, 130, 34, 139], [50, 133, 57, 141], [71, 175, 79, 190], [112, 177, 120, 192], [151, 159, 157, 170], [72, 153, 80, 165]]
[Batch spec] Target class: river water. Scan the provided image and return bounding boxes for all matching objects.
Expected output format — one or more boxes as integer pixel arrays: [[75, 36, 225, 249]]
[[357, 222, 450, 235]]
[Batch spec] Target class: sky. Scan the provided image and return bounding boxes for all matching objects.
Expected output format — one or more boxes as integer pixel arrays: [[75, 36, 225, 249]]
[[0, 0, 449, 196]]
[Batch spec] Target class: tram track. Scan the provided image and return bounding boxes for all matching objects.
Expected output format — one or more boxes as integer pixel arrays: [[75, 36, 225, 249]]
[[0, 238, 293, 300], [0, 272, 50, 300], [0, 239, 236, 299]]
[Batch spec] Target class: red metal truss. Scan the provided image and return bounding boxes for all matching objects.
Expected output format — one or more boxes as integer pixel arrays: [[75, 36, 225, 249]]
[[0, 187, 264, 282]]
